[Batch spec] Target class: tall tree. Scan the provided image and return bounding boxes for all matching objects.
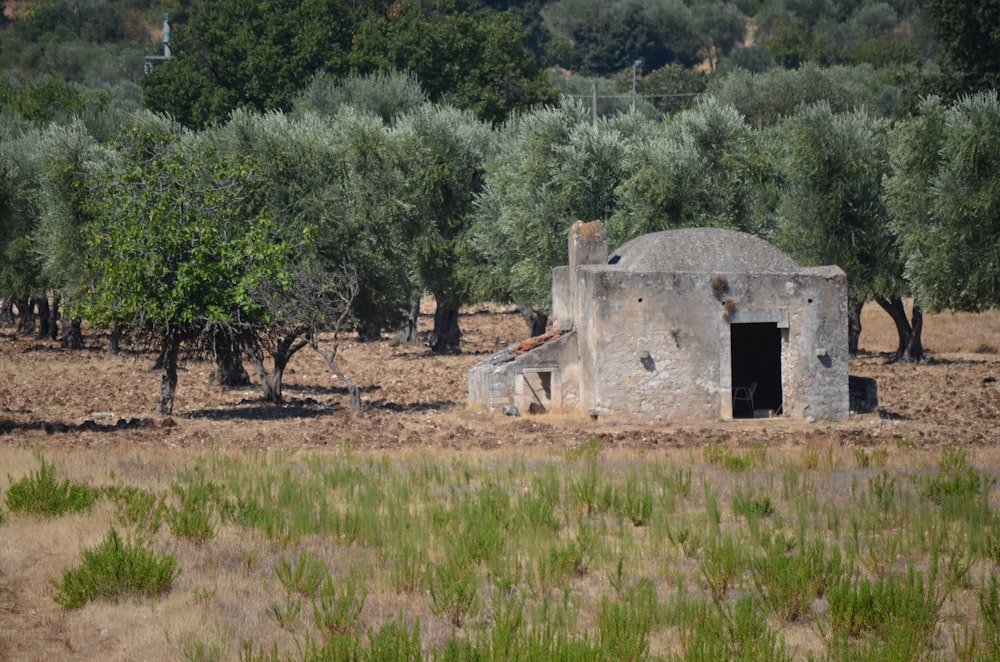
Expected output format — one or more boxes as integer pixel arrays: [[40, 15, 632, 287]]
[[33, 119, 106, 348], [141, 0, 364, 128], [0, 121, 45, 336], [886, 92, 1000, 318], [772, 102, 902, 356], [349, 0, 556, 124], [392, 103, 492, 353], [544, 0, 704, 75], [609, 97, 778, 247], [82, 114, 293, 414], [923, 0, 1000, 95], [470, 104, 647, 334]]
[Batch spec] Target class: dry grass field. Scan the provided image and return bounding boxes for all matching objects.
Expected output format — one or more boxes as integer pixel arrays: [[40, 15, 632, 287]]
[[1, 302, 999, 661]]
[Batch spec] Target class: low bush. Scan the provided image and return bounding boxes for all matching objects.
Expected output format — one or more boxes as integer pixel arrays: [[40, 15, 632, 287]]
[[5, 453, 98, 516], [51, 527, 179, 609]]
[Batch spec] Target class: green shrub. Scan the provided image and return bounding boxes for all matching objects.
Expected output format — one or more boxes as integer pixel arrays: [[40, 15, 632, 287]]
[[6, 453, 99, 516], [919, 448, 993, 506], [618, 475, 654, 527], [313, 573, 366, 638], [51, 528, 179, 609], [167, 467, 223, 543], [103, 484, 165, 540], [753, 538, 844, 622], [827, 567, 941, 652]]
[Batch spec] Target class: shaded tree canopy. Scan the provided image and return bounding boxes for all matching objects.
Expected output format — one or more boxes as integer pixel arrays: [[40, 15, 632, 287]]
[[350, 1, 556, 124], [141, 0, 555, 128], [923, 0, 1000, 95]]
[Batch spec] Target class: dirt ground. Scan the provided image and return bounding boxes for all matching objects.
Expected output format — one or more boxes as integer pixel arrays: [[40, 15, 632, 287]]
[[1, 301, 999, 452]]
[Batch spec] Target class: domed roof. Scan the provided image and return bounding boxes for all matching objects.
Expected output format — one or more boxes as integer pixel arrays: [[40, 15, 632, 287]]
[[608, 228, 799, 273]]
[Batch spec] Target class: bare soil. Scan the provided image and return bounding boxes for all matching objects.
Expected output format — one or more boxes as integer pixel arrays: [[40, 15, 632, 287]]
[[1, 302, 1000, 661], [1, 301, 999, 452]]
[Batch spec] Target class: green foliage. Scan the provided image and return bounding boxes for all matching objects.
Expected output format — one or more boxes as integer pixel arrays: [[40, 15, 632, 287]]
[[5, 452, 99, 516], [918, 448, 993, 507], [83, 115, 290, 336], [141, 0, 359, 129], [293, 70, 428, 123], [924, 0, 1000, 95], [609, 97, 778, 246], [827, 567, 942, 656], [752, 538, 844, 621], [709, 62, 931, 127], [103, 484, 165, 541], [544, 0, 706, 75], [596, 580, 658, 661], [470, 103, 647, 318], [773, 102, 900, 304], [0, 74, 100, 122], [390, 103, 492, 348], [51, 527, 179, 609], [32, 119, 106, 319], [0, 122, 45, 301], [167, 467, 224, 544], [753, 0, 925, 70], [428, 545, 480, 626], [885, 91, 1000, 312], [351, 3, 556, 125], [313, 573, 367, 638], [143, 0, 553, 128], [700, 533, 748, 601]]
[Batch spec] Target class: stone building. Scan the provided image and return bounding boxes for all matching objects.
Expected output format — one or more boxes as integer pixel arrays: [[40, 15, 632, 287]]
[[468, 220, 850, 422]]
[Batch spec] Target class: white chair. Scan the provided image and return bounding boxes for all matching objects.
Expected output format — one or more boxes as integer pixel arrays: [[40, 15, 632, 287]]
[[733, 382, 757, 417]]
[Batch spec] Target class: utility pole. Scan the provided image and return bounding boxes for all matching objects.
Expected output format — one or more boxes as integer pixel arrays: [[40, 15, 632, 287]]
[[631, 59, 643, 113], [144, 13, 172, 75], [592, 82, 598, 127]]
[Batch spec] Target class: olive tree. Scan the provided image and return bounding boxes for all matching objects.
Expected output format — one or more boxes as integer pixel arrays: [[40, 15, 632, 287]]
[[470, 103, 646, 334], [608, 97, 779, 247], [202, 108, 406, 407], [33, 119, 108, 348], [0, 121, 45, 335], [82, 113, 293, 414], [772, 102, 905, 356], [391, 104, 492, 353], [886, 92, 1000, 317]]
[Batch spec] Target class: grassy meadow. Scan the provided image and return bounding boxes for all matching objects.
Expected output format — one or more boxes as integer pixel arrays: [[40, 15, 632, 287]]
[[3, 437, 1000, 661]]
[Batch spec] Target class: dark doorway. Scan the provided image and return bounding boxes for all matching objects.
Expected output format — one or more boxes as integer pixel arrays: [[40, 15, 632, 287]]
[[730, 322, 782, 418]]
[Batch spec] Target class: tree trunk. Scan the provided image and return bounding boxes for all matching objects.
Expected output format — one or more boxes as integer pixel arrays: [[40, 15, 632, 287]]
[[49, 297, 60, 341], [157, 336, 181, 415], [847, 299, 863, 356], [396, 299, 421, 345], [15, 298, 35, 336], [212, 329, 250, 387], [875, 296, 911, 359], [243, 328, 308, 405], [35, 296, 52, 340], [522, 309, 548, 337], [309, 338, 364, 416], [903, 302, 924, 362], [428, 299, 461, 354], [63, 318, 85, 350], [105, 327, 121, 355], [0, 299, 13, 327], [260, 353, 289, 403], [356, 321, 382, 341]]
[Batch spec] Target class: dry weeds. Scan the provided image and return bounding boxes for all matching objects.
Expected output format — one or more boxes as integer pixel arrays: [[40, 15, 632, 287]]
[[0, 301, 999, 660]]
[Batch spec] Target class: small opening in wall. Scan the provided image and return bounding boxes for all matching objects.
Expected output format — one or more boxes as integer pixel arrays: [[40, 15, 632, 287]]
[[637, 297, 643, 303], [807, 298, 813, 304], [519, 370, 553, 414]]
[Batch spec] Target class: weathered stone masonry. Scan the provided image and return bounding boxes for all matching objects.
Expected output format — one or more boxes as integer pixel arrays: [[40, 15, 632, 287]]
[[469, 221, 850, 422]]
